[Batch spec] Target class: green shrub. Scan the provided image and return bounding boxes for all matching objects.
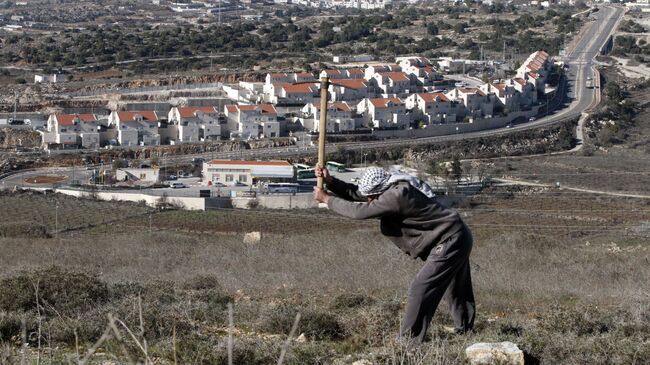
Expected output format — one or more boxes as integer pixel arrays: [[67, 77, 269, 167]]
[[0, 222, 49, 238], [0, 267, 108, 315]]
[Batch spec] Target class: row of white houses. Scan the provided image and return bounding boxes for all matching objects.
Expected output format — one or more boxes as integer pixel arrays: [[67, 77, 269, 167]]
[[41, 51, 553, 149]]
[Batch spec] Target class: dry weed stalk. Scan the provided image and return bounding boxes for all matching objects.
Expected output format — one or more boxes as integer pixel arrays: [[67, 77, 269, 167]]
[[277, 312, 301, 365], [228, 302, 234, 365]]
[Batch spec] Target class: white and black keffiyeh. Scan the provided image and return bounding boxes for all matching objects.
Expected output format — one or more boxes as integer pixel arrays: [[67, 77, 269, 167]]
[[357, 167, 436, 199]]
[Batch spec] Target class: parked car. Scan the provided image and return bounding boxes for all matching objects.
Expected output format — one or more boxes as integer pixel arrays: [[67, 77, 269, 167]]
[[167, 174, 177, 180], [528, 117, 536, 122], [168, 182, 187, 189], [212, 182, 226, 187]]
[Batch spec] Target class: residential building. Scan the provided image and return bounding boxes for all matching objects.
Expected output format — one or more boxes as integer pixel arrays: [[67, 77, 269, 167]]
[[357, 97, 409, 129], [274, 83, 320, 104], [405, 92, 458, 124], [445, 88, 495, 119], [372, 72, 413, 95], [43, 113, 102, 149], [108, 111, 161, 146], [167, 106, 222, 143], [328, 79, 372, 102], [300, 101, 355, 132], [202, 160, 295, 186], [480, 82, 520, 112], [224, 104, 280, 139]]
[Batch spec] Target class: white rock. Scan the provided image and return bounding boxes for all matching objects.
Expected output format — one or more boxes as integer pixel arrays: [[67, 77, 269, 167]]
[[465, 342, 524, 365], [351, 360, 372, 365], [295, 333, 307, 343], [243, 231, 261, 244]]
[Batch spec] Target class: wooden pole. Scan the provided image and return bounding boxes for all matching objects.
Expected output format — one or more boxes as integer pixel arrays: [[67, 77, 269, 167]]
[[317, 76, 329, 189]]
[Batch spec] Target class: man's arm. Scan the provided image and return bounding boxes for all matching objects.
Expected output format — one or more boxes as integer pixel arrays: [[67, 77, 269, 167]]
[[327, 187, 401, 219], [326, 177, 367, 202]]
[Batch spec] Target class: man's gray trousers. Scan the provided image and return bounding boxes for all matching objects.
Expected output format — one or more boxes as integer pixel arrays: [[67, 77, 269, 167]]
[[400, 225, 475, 343]]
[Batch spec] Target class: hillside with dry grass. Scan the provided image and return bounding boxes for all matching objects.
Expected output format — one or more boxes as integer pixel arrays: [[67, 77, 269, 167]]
[[0, 186, 648, 364]]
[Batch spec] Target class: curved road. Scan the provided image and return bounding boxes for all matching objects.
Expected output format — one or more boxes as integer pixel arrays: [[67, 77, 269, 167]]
[[2, 6, 624, 186]]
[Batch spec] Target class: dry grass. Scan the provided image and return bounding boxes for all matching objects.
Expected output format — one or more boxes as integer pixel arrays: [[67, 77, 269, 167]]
[[0, 187, 648, 364]]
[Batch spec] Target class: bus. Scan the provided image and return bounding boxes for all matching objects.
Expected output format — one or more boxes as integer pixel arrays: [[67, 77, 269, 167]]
[[326, 161, 346, 172], [294, 163, 311, 170], [263, 182, 300, 194], [297, 168, 316, 179]]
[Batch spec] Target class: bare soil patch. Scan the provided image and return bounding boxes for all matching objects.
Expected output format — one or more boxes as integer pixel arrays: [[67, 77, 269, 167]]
[[23, 175, 68, 184]]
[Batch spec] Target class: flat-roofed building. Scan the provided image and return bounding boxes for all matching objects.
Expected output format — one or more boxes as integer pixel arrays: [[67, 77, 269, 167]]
[[202, 160, 295, 186]]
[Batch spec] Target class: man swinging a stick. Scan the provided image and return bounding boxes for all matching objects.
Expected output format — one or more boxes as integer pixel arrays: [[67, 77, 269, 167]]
[[311, 76, 475, 342], [313, 165, 476, 342]]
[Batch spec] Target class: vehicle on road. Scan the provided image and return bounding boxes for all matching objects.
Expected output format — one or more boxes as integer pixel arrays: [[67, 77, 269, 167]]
[[263, 182, 299, 194], [167, 174, 177, 180], [326, 161, 347, 172], [211, 182, 226, 187], [168, 182, 187, 188], [528, 117, 536, 122]]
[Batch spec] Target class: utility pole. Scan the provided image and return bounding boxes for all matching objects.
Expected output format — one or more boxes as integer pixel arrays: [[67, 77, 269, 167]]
[[503, 40, 506, 63], [13, 91, 17, 122]]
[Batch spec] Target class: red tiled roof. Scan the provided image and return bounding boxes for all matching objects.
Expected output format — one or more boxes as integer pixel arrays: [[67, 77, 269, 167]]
[[369, 98, 402, 108], [346, 68, 364, 75], [418, 92, 449, 103], [206, 160, 291, 166], [389, 64, 402, 70], [491, 83, 506, 91], [117, 111, 158, 122], [528, 72, 540, 79], [56, 114, 97, 126], [228, 104, 277, 115], [323, 69, 343, 76], [378, 72, 410, 81], [295, 72, 314, 78], [313, 102, 351, 112], [333, 79, 368, 90], [269, 73, 289, 77], [459, 88, 486, 96], [282, 83, 316, 93], [513, 78, 527, 86], [179, 106, 217, 118]]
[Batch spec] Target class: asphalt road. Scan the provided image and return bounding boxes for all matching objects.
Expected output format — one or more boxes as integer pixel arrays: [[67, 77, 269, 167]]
[[1, 6, 624, 187]]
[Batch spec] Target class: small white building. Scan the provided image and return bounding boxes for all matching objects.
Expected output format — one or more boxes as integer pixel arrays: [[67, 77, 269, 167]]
[[43, 113, 102, 149], [405, 92, 458, 124], [203, 160, 295, 186], [116, 167, 160, 185]]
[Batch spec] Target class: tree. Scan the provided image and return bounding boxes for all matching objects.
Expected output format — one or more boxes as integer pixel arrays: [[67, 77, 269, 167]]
[[426, 23, 439, 36], [449, 155, 463, 183]]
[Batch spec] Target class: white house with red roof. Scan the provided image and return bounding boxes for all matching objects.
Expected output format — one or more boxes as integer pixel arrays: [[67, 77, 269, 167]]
[[43, 113, 102, 149], [372, 72, 414, 95], [516, 50, 551, 95], [357, 97, 409, 129], [445, 88, 495, 120], [274, 83, 320, 105], [328, 79, 373, 102], [511, 77, 538, 105], [405, 93, 459, 124], [480, 82, 520, 112], [167, 106, 222, 143], [300, 102, 355, 133], [224, 104, 279, 139], [108, 111, 161, 146], [396, 56, 432, 70], [364, 64, 402, 80], [202, 159, 295, 186]]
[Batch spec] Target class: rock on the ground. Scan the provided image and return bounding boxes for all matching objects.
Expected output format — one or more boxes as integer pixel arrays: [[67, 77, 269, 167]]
[[351, 360, 372, 365], [465, 342, 524, 365], [243, 231, 261, 244]]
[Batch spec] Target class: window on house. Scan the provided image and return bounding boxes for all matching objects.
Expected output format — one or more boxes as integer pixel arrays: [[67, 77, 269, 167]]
[[225, 174, 233, 182], [140, 173, 146, 179], [239, 175, 247, 183]]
